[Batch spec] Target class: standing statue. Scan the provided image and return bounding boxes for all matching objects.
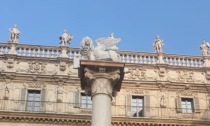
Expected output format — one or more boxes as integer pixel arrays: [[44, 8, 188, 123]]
[[160, 95, 166, 108], [200, 39, 210, 56], [9, 24, 21, 43], [59, 30, 73, 46], [80, 33, 121, 62], [4, 86, 9, 100], [80, 37, 94, 60], [153, 35, 164, 53]]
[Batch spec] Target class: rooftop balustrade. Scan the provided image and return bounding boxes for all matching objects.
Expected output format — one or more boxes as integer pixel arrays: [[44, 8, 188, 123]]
[[0, 43, 205, 67]]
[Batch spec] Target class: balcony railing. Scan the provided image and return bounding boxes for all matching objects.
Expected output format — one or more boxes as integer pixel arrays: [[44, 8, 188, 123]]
[[0, 99, 209, 120]]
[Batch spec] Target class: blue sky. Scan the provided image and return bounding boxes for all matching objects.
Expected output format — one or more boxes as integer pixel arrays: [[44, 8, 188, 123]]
[[0, 0, 210, 56]]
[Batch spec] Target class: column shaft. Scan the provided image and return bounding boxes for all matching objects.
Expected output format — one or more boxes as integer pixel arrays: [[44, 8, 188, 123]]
[[92, 94, 111, 126]]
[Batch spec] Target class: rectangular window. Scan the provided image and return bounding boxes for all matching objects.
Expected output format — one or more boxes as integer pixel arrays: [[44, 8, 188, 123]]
[[181, 98, 193, 113], [26, 90, 41, 112], [81, 93, 92, 109], [131, 96, 144, 117]]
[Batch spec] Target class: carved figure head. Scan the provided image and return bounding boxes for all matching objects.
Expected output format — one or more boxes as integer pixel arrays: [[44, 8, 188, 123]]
[[81, 37, 94, 50]]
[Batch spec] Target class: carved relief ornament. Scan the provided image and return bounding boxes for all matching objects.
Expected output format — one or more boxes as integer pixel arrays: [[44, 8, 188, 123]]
[[126, 89, 148, 94], [4, 58, 15, 68], [167, 70, 194, 82], [28, 81, 46, 89], [158, 67, 167, 77], [178, 70, 194, 82], [157, 82, 169, 91], [28, 61, 47, 73], [84, 67, 120, 98], [59, 61, 66, 71], [125, 67, 147, 80], [125, 67, 157, 81], [3, 56, 19, 69], [176, 89, 197, 96]]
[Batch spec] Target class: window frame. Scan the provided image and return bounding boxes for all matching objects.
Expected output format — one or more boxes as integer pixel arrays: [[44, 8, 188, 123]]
[[80, 93, 92, 109], [176, 96, 200, 113], [131, 95, 144, 117], [181, 98, 194, 113], [26, 90, 41, 112]]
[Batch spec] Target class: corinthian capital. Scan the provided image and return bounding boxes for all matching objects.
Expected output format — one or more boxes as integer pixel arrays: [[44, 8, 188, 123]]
[[84, 67, 120, 98], [80, 60, 124, 98]]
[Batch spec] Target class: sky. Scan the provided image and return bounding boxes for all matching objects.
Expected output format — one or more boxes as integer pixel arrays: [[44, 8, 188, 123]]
[[0, 0, 210, 56]]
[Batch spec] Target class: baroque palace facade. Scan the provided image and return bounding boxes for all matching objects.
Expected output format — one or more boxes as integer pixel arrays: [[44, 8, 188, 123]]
[[0, 25, 210, 126]]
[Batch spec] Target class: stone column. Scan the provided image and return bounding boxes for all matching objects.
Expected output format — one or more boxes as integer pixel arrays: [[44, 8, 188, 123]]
[[80, 60, 124, 126]]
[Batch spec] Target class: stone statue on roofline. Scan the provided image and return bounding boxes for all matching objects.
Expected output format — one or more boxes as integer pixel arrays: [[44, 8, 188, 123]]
[[9, 24, 21, 43], [153, 35, 164, 53], [59, 30, 73, 46], [80, 33, 121, 62], [200, 39, 210, 56]]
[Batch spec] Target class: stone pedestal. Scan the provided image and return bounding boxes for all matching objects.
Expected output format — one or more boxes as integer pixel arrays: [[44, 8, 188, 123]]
[[60, 46, 68, 58], [9, 43, 17, 54], [203, 56, 210, 80], [157, 52, 165, 64], [203, 56, 210, 67], [80, 60, 124, 126]]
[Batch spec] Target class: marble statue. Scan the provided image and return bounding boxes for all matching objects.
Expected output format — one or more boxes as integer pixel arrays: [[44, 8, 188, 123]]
[[153, 35, 164, 53], [160, 95, 166, 107], [59, 30, 73, 46], [80, 37, 94, 60], [9, 24, 21, 43], [4, 86, 9, 99], [200, 39, 210, 56], [80, 33, 121, 62]]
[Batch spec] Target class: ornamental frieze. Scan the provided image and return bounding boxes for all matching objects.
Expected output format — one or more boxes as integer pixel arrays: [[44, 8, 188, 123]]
[[28, 81, 46, 89], [124, 67, 156, 81], [126, 88, 148, 94], [176, 89, 197, 96], [28, 61, 47, 73], [177, 70, 194, 82], [16, 61, 57, 75], [167, 70, 205, 83]]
